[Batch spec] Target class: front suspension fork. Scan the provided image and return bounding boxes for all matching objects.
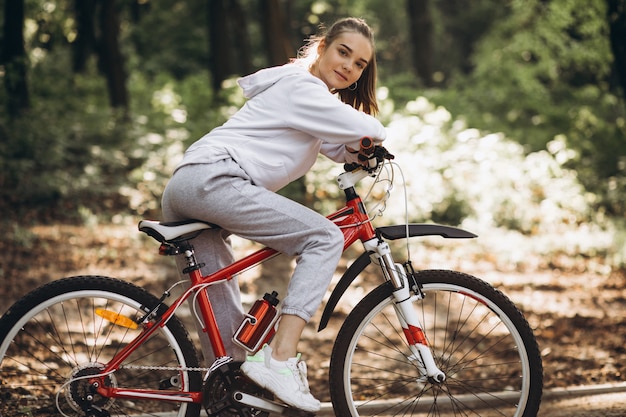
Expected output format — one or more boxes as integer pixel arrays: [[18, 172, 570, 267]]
[[363, 238, 446, 383]]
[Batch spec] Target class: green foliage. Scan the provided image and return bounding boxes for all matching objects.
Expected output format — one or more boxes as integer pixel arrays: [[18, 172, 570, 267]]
[[127, 0, 208, 80], [428, 0, 626, 216], [383, 97, 594, 233], [455, 0, 614, 145], [119, 71, 239, 217], [0, 46, 234, 222], [0, 48, 127, 220]]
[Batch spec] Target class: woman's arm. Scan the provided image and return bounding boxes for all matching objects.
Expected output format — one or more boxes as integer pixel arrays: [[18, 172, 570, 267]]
[[285, 75, 386, 149]]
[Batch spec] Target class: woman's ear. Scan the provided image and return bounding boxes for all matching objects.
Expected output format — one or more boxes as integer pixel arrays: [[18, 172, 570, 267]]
[[317, 39, 326, 55]]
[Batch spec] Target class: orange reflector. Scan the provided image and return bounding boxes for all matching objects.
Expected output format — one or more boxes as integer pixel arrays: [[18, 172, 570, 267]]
[[95, 308, 138, 330]]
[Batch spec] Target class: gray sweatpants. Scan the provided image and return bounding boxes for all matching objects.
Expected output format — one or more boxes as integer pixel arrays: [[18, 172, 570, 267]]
[[161, 158, 344, 361]]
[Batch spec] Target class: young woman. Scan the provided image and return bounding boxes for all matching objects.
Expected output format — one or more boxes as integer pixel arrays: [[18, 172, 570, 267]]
[[161, 17, 386, 412]]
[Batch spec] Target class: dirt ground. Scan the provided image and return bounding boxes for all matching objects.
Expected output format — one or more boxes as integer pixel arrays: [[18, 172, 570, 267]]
[[1, 222, 625, 409], [538, 390, 626, 417], [314, 388, 626, 416]]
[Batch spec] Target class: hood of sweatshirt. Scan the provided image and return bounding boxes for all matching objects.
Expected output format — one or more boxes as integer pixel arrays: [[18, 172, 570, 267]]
[[237, 64, 316, 99]]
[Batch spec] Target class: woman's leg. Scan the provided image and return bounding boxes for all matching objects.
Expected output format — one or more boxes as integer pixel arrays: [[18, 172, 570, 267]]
[[162, 159, 343, 395], [268, 314, 306, 360], [163, 195, 246, 362], [164, 159, 343, 320]]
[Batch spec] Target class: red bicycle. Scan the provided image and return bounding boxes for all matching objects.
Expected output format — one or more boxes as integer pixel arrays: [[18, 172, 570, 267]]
[[0, 142, 543, 417]]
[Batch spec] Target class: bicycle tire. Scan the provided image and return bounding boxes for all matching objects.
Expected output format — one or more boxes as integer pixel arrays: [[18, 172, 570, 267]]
[[329, 269, 543, 417], [0, 275, 203, 417]]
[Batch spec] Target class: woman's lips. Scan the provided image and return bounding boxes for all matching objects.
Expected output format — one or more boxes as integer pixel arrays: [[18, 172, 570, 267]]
[[335, 70, 348, 81]]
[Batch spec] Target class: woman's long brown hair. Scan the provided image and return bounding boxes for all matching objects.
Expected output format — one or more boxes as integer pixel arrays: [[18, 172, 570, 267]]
[[296, 17, 379, 115]]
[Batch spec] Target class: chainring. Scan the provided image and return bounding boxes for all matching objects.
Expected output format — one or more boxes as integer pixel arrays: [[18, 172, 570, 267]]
[[203, 361, 272, 417]]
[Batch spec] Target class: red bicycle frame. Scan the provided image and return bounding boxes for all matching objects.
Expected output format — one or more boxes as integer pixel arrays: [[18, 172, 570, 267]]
[[95, 179, 376, 405]]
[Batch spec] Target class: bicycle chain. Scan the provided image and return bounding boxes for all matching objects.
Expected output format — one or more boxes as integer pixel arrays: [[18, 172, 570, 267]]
[[121, 364, 211, 372]]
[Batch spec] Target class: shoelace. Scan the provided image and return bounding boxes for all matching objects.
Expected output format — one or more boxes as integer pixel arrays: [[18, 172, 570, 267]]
[[286, 360, 312, 392], [298, 361, 311, 391]]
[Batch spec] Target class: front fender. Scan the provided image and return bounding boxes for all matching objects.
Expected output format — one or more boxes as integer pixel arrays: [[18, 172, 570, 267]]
[[318, 251, 371, 332], [377, 223, 477, 240], [317, 223, 476, 332]]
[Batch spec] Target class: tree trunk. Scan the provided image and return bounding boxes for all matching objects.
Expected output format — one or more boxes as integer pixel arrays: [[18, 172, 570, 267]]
[[73, 0, 97, 73], [406, 0, 434, 87], [437, 0, 478, 76], [130, 0, 150, 23], [97, 0, 128, 109], [608, 0, 626, 103], [229, 0, 253, 75], [208, 0, 231, 91], [3, 0, 30, 117], [260, 0, 293, 66]]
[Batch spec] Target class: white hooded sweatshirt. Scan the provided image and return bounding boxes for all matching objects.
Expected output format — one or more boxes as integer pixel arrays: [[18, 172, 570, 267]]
[[175, 64, 387, 192]]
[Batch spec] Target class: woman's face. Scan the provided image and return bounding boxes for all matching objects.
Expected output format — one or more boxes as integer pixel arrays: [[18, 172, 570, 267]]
[[312, 32, 372, 91]]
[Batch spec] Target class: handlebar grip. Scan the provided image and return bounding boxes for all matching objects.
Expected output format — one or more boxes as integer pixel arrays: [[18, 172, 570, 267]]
[[360, 136, 374, 153], [358, 137, 375, 162]]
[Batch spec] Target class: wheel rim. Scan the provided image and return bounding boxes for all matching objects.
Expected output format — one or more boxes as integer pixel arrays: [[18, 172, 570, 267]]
[[0, 289, 194, 417]]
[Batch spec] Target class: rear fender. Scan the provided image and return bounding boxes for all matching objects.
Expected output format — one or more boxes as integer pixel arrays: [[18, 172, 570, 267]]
[[318, 223, 476, 331]]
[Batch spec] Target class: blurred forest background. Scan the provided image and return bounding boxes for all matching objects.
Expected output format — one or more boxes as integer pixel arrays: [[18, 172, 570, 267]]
[[1, 0, 625, 272]]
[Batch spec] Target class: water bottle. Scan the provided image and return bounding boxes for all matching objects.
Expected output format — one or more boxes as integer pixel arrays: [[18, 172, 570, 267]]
[[233, 291, 279, 353]]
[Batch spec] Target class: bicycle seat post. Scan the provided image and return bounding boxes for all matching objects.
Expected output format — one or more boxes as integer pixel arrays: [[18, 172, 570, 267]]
[[181, 244, 205, 275]]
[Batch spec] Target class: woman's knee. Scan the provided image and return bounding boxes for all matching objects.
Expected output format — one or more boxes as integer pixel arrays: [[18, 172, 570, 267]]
[[321, 222, 345, 256], [330, 223, 345, 246], [299, 221, 343, 257]]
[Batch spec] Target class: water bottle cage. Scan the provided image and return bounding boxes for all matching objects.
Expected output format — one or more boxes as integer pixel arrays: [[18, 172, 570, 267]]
[[242, 313, 257, 325]]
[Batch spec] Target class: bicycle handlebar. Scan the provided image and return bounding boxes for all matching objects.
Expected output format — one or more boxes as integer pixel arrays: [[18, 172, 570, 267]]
[[344, 136, 395, 173]]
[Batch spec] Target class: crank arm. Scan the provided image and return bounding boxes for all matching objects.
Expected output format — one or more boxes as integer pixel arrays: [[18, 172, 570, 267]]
[[232, 391, 315, 417]]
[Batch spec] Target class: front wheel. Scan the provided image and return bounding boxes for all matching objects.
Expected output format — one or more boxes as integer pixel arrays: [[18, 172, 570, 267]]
[[329, 269, 542, 417], [0, 276, 202, 417]]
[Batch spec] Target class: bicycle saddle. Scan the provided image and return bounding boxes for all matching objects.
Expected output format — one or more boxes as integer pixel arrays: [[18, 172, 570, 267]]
[[138, 219, 218, 243]]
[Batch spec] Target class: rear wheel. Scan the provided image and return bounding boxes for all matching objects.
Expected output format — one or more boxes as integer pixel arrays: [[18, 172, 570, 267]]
[[330, 269, 543, 417], [0, 276, 202, 417]]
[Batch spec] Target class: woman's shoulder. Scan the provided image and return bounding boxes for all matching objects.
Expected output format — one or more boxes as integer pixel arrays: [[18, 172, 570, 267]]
[[238, 64, 323, 98], [275, 64, 324, 87]]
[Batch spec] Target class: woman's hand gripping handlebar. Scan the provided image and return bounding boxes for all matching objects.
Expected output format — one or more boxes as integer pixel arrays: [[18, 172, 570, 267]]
[[345, 136, 395, 173]]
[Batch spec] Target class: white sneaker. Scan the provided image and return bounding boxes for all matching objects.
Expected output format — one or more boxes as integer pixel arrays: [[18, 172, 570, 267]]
[[240, 344, 321, 413]]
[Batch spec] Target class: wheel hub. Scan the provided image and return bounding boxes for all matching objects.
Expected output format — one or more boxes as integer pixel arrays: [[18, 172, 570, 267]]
[[64, 362, 116, 413]]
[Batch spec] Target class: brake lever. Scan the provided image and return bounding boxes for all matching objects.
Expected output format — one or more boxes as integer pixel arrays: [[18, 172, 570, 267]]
[[343, 138, 394, 173], [343, 150, 394, 173], [343, 162, 362, 172]]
